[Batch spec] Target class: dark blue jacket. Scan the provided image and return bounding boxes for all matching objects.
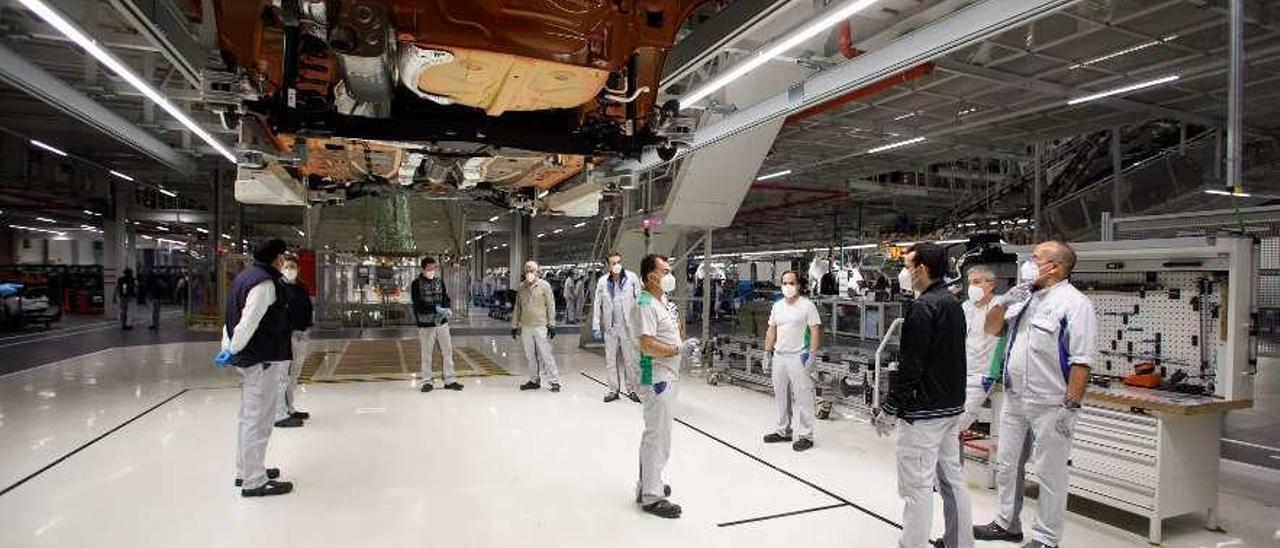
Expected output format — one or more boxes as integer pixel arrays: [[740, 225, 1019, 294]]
[[225, 263, 291, 367]]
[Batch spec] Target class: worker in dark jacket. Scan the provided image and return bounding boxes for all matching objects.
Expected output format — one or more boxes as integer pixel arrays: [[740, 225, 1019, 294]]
[[218, 239, 294, 498], [274, 255, 312, 427], [143, 271, 167, 330], [115, 268, 137, 329], [411, 256, 461, 392], [874, 242, 971, 548]]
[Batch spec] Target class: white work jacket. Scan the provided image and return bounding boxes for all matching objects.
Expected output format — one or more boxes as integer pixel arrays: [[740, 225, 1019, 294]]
[[593, 271, 641, 335]]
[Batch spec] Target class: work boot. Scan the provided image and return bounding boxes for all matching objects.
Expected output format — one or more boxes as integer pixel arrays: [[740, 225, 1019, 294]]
[[148, 325, 158, 330], [763, 432, 793, 443], [234, 468, 280, 487], [792, 438, 814, 452], [520, 380, 540, 391], [635, 484, 672, 503], [930, 540, 945, 548], [627, 392, 641, 403], [420, 383, 434, 393], [444, 382, 464, 391], [274, 416, 304, 428], [549, 383, 562, 393], [1021, 542, 1054, 548], [603, 392, 620, 403], [290, 411, 310, 420], [973, 522, 1024, 543], [241, 480, 293, 497], [641, 499, 682, 519]]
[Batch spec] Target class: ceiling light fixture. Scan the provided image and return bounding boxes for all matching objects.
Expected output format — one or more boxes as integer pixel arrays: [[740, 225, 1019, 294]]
[[553, 229, 563, 234], [155, 226, 169, 232], [35, 217, 56, 223], [680, 0, 882, 107], [157, 188, 177, 197], [867, 136, 926, 154], [892, 112, 917, 121], [295, 228, 306, 237], [220, 233, 231, 239], [10, 224, 65, 236], [488, 215, 500, 222], [756, 170, 792, 181], [573, 222, 586, 228], [536, 233, 546, 238], [195, 227, 209, 234], [29, 139, 67, 157], [1066, 75, 1180, 105], [16, 0, 237, 162], [108, 170, 134, 182], [1205, 189, 1252, 198], [1069, 35, 1178, 70]]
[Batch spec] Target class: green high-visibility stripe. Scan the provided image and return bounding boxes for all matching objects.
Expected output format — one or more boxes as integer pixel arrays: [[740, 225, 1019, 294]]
[[639, 355, 653, 385], [988, 335, 1008, 379]]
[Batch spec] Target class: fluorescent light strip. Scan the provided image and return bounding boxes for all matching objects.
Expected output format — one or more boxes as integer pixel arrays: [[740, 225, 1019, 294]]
[[1069, 35, 1177, 70], [680, 0, 882, 107], [1066, 75, 1180, 105], [35, 217, 56, 223], [157, 188, 177, 197], [108, 170, 134, 182], [195, 227, 209, 234], [17, 0, 236, 162], [867, 136, 926, 154], [295, 228, 306, 236], [1205, 189, 1252, 197], [553, 229, 563, 234], [155, 226, 169, 232], [10, 224, 65, 236], [756, 170, 792, 181], [892, 112, 917, 121], [573, 221, 587, 228], [29, 139, 67, 156], [488, 215, 500, 222]]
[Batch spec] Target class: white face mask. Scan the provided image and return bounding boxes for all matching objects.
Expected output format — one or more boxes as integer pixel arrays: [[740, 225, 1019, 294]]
[[525, 272, 537, 283], [610, 263, 622, 275], [966, 285, 986, 302], [282, 268, 298, 282], [897, 267, 914, 293], [1018, 260, 1040, 283], [781, 284, 798, 299], [660, 273, 676, 293], [424, 270, 437, 279]]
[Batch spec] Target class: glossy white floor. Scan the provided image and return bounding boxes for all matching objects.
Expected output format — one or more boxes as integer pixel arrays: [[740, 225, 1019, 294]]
[[1, 323, 1277, 547]]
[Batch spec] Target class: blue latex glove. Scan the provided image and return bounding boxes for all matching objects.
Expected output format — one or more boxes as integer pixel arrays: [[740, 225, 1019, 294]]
[[593, 329, 603, 341], [436, 306, 453, 320], [801, 351, 812, 367], [981, 375, 996, 393], [654, 381, 668, 395], [214, 348, 234, 368]]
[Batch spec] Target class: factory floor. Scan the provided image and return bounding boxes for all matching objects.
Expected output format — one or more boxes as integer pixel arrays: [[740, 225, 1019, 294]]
[[0, 310, 1277, 548]]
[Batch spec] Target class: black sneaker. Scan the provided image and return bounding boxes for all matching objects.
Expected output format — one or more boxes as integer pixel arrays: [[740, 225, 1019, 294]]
[[604, 392, 620, 402], [763, 433, 793, 443], [549, 383, 561, 393], [520, 381, 541, 391], [420, 383, 434, 393], [792, 438, 814, 452], [274, 416, 304, 428], [1021, 542, 1054, 548], [931, 539, 946, 548], [973, 522, 1024, 543], [444, 382, 464, 391], [148, 325, 158, 330], [635, 484, 672, 503], [241, 479, 293, 497], [626, 392, 641, 403], [641, 499, 682, 518], [234, 468, 280, 487], [290, 411, 310, 420]]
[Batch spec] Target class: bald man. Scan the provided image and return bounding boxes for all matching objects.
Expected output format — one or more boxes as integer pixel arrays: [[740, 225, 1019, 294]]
[[973, 241, 1096, 548], [514, 261, 561, 392]]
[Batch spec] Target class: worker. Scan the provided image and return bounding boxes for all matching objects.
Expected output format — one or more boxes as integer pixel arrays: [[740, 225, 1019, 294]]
[[218, 239, 293, 497], [514, 261, 560, 392], [274, 255, 312, 428], [936, 264, 1001, 548], [973, 241, 1096, 548], [762, 270, 823, 452], [872, 242, 971, 548], [593, 251, 642, 403], [115, 268, 137, 330], [412, 256, 462, 392], [633, 254, 699, 518], [562, 271, 578, 324], [143, 270, 167, 330]]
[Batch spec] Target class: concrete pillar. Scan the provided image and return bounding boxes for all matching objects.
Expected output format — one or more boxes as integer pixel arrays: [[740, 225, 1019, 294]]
[[700, 228, 712, 346], [103, 179, 130, 317], [509, 213, 531, 287]]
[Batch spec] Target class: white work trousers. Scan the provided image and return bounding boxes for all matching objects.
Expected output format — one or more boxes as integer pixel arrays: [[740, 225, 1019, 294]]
[[897, 415, 970, 548], [771, 353, 816, 440], [418, 325, 457, 384], [994, 396, 1073, 547], [565, 296, 579, 323], [521, 326, 559, 384], [237, 362, 285, 489], [636, 381, 676, 505], [938, 383, 988, 548], [603, 328, 639, 394], [275, 331, 309, 421]]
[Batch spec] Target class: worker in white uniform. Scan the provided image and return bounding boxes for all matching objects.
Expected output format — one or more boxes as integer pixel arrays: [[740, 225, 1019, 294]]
[[593, 251, 642, 403], [215, 239, 293, 497], [872, 242, 972, 548], [762, 270, 823, 452], [514, 261, 561, 392], [936, 264, 1001, 547], [633, 254, 699, 518], [973, 241, 1096, 548], [562, 272, 580, 324]]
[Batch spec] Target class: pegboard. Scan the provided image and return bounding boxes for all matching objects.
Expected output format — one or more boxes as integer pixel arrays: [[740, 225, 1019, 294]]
[[1075, 270, 1224, 391]]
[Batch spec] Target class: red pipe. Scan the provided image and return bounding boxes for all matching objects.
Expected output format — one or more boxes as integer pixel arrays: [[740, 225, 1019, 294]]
[[785, 62, 935, 124], [839, 21, 860, 60], [751, 182, 845, 195]]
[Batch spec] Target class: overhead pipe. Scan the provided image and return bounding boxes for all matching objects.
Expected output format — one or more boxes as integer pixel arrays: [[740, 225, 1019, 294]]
[[784, 62, 935, 124], [838, 20, 861, 60]]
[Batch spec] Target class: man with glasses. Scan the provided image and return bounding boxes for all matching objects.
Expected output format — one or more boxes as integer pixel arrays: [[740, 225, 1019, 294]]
[[973, 241, 1097, 548]]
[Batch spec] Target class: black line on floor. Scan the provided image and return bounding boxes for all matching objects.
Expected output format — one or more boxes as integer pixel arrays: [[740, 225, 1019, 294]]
[[717, 503, 850, 527], [0, 388, 189, 498], [579, 372, 903, 531]]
